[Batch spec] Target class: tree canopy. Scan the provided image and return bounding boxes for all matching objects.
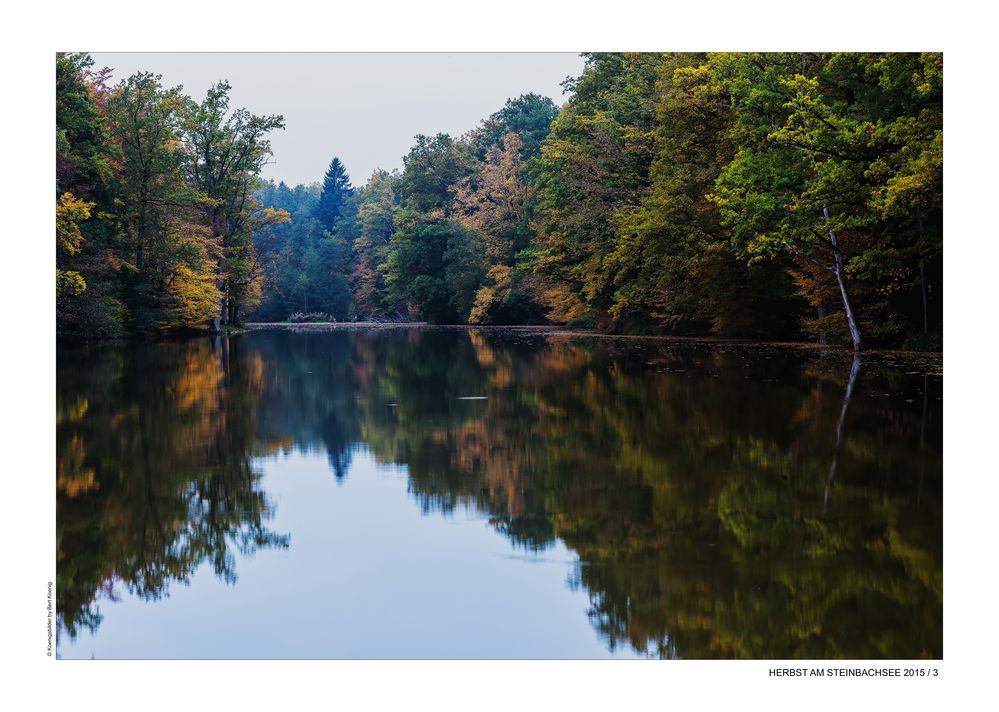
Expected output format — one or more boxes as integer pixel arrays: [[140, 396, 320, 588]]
[[56, 56, 284, 335], [58, 53, 942, 350]]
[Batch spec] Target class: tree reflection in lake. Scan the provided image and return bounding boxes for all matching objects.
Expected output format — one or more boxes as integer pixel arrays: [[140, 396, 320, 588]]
[[57, 328, 942, 658], [56, 338, 289, 639]]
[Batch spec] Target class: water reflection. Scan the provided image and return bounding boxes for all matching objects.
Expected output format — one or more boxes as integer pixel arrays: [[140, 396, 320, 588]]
[[57, 328, 942, 658], [56, 338, 289, 638]]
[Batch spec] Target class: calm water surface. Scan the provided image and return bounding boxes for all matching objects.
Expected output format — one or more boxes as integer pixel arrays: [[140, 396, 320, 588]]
[[56, 328, 942, 659]]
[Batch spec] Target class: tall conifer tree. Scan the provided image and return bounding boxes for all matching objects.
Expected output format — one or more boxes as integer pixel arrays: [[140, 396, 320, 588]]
[[315, 157, 353, 231]]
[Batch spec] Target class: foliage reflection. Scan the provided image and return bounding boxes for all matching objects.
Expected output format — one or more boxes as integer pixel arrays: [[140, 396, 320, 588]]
[[57, 329, 941, 658]]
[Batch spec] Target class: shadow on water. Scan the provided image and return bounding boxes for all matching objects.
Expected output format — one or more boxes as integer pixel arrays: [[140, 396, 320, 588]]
[[57, 329, 942, 658]]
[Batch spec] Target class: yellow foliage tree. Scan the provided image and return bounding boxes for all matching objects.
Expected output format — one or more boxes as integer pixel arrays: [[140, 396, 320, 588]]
[[164, 220, 222, 329], [56, 192, 94, 297]]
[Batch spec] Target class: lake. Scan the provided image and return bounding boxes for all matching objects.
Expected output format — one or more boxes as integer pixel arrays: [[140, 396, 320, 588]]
[[56, 327, 942, 659]]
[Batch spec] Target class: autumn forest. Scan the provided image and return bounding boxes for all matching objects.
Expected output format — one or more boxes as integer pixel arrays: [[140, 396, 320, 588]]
[[56, 52, 943, 351], [54, 51, 944, 660]]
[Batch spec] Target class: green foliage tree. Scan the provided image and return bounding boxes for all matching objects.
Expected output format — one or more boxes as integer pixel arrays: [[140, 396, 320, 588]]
[[105, 72, 215, 331], [249, 181, 320, 320], [56, 53, 124, 336], [854, 53, 943, 345], [56, 53, 115, 200], [471, 93, 559, 159], [384, 209, 476, 323], [181, 81, 284, 328], [397, 133, 476, 212], [532, 52, 663, 325], [527, 51, 941, 348], [352, 170, 401, 318], [249, 177, 356, 321], [452, 132, 539, 323], [707, 52, 943, 350], [56, 58, 288, 336], [314, 157, 354, 231], [594, 54, 797, 336]]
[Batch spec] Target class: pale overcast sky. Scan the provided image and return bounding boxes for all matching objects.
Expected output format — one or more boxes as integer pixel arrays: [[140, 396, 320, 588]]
[[90, 53, 586, 187]]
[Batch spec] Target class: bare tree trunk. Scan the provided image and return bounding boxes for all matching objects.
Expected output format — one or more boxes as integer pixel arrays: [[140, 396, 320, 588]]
[[823, 206, 862, 352], [832, 265, 862, 351]]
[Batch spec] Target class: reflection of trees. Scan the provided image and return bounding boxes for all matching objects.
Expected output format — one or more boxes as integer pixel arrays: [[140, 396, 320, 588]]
[[335, 331, 942, 659], [250, 330, 362, 481], [58, 329, 942, 658], [56, 338, 288, 639]]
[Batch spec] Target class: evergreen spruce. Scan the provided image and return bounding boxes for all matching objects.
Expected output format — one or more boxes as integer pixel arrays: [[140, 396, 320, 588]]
[[314, 157, 353, 231]]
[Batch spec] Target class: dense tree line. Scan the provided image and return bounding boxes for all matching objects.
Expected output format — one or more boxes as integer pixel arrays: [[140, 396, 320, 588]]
[[534, 52, 941, 350], [249, 52, 941, 350], [247, 93, 559, 326], [56, 53, 287, 336], [59, 53, 942, 350]]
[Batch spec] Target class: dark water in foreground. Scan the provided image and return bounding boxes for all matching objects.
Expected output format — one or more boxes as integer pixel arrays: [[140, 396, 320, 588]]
[[56, 328, 942, 659]]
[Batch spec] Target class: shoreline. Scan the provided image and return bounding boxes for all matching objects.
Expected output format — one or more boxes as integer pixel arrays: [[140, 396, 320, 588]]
[[242, 322, 943, 360]]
